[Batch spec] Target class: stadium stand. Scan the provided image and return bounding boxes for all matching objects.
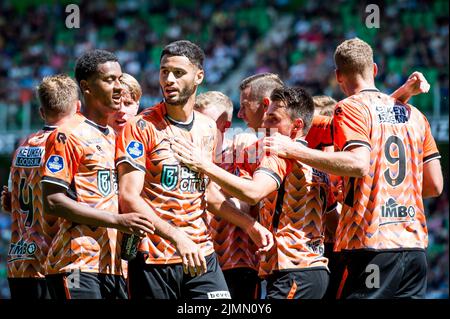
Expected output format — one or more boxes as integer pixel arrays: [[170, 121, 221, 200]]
[[0, 0, 448, 299]]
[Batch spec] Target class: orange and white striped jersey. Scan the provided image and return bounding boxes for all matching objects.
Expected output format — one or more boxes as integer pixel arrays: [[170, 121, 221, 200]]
[[42, 113, 122, 275], [7, 127, 59, 278], [254, 141, 335, 277], [333, 89, 441, 251], [207, 133, 259, 271], [116, 103, 217, 265]]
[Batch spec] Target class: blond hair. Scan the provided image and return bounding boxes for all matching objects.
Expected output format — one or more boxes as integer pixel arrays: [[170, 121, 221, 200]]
[[37, 74, 79, 117], [313, 95, 337, 117], [334, 37, 374, 77], [121, 73, 142, 102], [239, 73, 284, 101], [195, 91, 233, 119]]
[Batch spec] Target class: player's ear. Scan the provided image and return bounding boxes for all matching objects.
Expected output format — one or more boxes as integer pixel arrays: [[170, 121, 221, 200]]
[[39, 107, 46, 121], [373, 63, 378, 77], [195, 69, 204, 86], [262, 97, 270, 107], [80, 80, 90, 95], [335, 69, 343, 83], [75, 100, 82, 113], [292, 118, 304, 135]]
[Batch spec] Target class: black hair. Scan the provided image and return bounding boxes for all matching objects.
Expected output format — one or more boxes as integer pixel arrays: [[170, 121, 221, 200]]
[[160, 40, 205, 69], [270, 86, 314, 133], [75, 49, 119, 85]]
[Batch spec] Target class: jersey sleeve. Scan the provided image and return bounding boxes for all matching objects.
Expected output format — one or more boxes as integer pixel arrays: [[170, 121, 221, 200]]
[[41, 130, 81, 189], [254, 155, 291, 189], [422, 114, 441, 164], [116, 118, 154, 172], [306, 115, 333, 149], [333, 100, 372, 152]]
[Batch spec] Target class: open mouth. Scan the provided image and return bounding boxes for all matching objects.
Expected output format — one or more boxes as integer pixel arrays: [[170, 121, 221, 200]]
[[165, 87, 178, 97], [112, 95, 122, 104], [115, 118, 127, 127]]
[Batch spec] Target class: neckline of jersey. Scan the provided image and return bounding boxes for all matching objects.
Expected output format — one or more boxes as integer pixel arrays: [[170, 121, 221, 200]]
[[84, 118, 110, 135], [165, 113, 195, 131]]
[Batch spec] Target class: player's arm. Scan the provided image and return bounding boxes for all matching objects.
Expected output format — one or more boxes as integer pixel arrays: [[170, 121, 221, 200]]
[[42, 182, 154, 236], [206, 182, 273, 253], [422, 159, 443, 198], [391, 71, 430, 104], [264, 133, 370, 177], [171, 138, 279, 205], [1, 186, 11, 213], [118, 162, 207, 277]]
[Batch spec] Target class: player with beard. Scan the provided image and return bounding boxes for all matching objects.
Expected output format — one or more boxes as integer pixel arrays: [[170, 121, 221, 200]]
[[116, 40, 273, 299]]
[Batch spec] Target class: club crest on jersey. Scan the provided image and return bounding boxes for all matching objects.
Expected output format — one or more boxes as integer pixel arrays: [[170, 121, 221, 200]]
[[46, 155, 64, 173], [98, 170, 112, 197], [126, 141, 144, 159], [161, 165, 179, 191]]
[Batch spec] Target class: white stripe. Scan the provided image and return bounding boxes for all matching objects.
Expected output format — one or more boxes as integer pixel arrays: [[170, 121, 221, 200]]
[[116, 159, 145, 172], [423, 154, 441, 164], [343, 142, 371, 152], [40, 179, 69, 190]]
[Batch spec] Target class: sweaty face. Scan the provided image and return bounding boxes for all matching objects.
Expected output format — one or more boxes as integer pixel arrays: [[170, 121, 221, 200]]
[[108, 91, 139, 133], [262, 100, 294, 137], [87, 61, 123, 113], [160, 55, 202, 107], [238, 86, 265, 131]]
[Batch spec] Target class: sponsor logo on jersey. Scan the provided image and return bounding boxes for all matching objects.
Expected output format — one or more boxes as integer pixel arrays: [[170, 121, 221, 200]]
[[380, 198, 415, 226], [46, 155, 64, 173], [207, 291, 231, 299], [161, 165, 208, 192], [376, 104, 409, 124], [8, 238, 37, 262], [126, 141, 144, 159], [14, 146, 44, 168]]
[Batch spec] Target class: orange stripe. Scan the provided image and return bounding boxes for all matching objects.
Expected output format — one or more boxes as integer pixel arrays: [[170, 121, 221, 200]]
[[63, 275, 72, 299], [336, 267, 348, 300], [286, 281, 298, 299], [253, 281, 260, 299]]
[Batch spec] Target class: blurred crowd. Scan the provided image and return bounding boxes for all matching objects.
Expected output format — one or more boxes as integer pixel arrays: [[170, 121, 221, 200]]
[[252, 0, 449, 113], [0, 0, 272, 129], [0, 0, 448, 299]]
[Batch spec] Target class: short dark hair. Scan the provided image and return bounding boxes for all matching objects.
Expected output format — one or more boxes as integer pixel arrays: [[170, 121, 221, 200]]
[[270, 86, 314, 133], [75, 49, 119, 85], [160, 40, 205, 70], [240, 73, 284, 101]]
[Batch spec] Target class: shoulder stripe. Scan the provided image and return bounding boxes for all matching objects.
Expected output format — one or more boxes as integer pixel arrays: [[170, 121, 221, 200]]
[[116, 156, 146, 172]]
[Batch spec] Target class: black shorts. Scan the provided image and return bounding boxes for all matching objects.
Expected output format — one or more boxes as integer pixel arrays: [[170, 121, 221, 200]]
[[45, 271, 127, 299], [222, 267, 260, 299], [8, 277, 51, 299], [127, 252, 230, 299], [323, 242, 344, 300], [265, 268, 329, 299], [337, 250, 427, 299]]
